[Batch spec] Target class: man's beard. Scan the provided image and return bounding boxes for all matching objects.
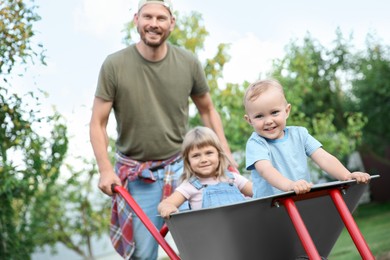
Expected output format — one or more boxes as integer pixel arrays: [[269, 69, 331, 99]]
[[139, 27, 171, 48]]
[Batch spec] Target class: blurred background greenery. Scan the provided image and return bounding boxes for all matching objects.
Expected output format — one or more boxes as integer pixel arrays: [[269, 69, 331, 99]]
[[1, 0, 389, 259]]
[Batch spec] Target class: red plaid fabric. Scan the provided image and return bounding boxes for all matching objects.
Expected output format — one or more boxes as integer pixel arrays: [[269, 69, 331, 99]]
[[110, 153, 181, 259]]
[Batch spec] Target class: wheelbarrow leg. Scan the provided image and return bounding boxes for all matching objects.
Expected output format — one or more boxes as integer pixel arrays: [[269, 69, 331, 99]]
[[329, 188, 374, 260], [281, 198, 322, 260], [112, 184, 180, 260]]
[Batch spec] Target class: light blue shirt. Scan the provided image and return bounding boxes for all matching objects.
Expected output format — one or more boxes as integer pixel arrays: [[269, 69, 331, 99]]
[[246, 126, 322, 198]]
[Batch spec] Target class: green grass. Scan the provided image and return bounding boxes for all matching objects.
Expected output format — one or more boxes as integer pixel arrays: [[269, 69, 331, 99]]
[[329, 202, 390, 259]]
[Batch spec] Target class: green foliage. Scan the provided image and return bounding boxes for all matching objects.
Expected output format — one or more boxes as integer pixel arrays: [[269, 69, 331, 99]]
[[0, 87, 69, 259], [30, 159, 110, 258], [191, 43, 232, 123], [122, 10, 208, 54], [272, 29, 355, 128], [0, 0, 45, 75], [0, 2, 45, 257], [348, 36, 390, 156], [169, 12, 208, 54], [211, 81, 253, 171], [0, 1, 77, 258], [270, 30, 366, 166], [3, 2, 387, 259]]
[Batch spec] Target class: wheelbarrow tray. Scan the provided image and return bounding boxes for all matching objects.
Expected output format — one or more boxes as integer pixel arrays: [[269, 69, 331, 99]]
[[165, 176, 379, 260]]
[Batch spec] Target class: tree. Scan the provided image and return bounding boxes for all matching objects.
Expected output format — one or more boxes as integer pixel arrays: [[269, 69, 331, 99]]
[[0, 87, 69, 259], [1, 1, 69, 259], [30, 157, 111, 259], [0, 0, 45, 74], [268, 30, 366, 178], [348, 35, 390, 161]]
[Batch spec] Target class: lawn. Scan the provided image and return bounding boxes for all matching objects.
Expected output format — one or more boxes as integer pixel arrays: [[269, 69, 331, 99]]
[[329, 202, 390, 259]]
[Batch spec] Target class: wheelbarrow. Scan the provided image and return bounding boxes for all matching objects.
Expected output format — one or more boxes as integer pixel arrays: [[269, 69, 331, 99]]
[[112, 175, 379, 260]]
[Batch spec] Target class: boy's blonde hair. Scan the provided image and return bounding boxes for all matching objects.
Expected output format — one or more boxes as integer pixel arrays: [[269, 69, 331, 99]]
[[181, 126, 230, 181], [243, 78, 286, 111]]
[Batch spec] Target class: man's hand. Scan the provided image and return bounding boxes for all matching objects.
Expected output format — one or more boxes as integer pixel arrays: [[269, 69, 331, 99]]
[[98, 170, 122, 196]]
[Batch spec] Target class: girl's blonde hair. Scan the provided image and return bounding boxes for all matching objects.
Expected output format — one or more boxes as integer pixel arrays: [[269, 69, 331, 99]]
[[181, 126, 230, 181]]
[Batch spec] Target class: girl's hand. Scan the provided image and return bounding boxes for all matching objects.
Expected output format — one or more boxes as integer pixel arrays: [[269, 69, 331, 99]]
[[158, 204, 179, 219]]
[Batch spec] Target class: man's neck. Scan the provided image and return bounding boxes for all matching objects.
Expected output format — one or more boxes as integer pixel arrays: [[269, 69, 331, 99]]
[[136, 42, 168, 62]]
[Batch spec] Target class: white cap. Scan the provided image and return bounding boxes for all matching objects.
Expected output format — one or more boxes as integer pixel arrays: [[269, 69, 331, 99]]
[[138, 0, 173, 13]]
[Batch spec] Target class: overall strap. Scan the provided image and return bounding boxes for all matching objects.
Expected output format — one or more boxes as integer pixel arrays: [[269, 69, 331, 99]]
[[189, 176, 205, 190], [225, 171, 235, 186], [189, 171, 236, 189]]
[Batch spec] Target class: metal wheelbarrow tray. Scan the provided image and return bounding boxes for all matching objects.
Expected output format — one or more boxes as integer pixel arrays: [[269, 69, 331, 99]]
[[113, 175, 380, 260]]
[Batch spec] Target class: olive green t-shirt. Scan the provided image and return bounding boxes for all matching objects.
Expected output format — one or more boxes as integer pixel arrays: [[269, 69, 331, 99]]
[[95, 44, 209, 161]]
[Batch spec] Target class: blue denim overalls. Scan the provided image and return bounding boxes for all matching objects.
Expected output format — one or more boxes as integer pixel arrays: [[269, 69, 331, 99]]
[[189, 171, 246, 208]]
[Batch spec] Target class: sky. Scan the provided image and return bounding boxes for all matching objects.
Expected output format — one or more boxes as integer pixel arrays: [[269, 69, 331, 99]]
[[10, 0, 390, 162], [9, 1, 389, 258]]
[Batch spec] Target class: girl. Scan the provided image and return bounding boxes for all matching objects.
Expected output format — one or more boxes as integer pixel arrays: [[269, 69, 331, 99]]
[[158, 126, 253, 218]]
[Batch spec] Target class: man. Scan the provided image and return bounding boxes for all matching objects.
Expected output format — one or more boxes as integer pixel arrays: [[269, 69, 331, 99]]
[[89, 0, 237, 259]]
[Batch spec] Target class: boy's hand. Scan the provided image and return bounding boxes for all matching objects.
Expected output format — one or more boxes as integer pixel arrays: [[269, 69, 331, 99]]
[[290, 180, 313, 194], [349, 172, 371, 184]]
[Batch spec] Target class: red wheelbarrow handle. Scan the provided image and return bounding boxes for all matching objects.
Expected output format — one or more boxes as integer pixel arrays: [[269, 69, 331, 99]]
[[111, 184, 180, 260]]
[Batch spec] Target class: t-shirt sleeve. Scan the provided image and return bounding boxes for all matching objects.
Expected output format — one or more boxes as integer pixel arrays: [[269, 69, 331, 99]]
[[95, 56, 116, 101], [245, 134, 270, 170], [190, 58, 209, 96], [300, 127, 322, 156], [175, 182, 191, 200], [175, 180, 204, 210], [232, 172, 250, 190]]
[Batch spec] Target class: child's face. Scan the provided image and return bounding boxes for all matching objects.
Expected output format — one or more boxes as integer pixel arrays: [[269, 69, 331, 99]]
[[188, 145, 219, 178], [244, 88, 291, 140]]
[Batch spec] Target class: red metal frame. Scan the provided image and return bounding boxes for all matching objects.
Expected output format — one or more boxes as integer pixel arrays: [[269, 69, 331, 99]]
[[113, 182, 373, 259], [282, 198, 322, 260], [277, 187, 374, 259], [328, 189, 374, 260], [112, 184, 180, 260]]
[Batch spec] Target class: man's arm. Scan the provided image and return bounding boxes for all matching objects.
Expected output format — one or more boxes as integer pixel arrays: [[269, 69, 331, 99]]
[[191, 92, 238, 168], [89, 97, 121, 196]]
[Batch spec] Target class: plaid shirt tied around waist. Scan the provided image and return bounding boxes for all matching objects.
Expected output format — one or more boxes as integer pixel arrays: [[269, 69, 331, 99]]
[[110, 152, 181, 259]]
